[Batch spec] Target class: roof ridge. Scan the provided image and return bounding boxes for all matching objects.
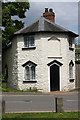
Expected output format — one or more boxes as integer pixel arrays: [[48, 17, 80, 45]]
[[38, 16, 45, 31]]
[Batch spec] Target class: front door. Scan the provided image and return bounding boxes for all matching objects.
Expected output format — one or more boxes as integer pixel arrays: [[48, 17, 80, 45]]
[[50, 64, 60, 91]]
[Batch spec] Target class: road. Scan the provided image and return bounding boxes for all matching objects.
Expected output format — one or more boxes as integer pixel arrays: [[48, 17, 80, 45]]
[[2, 92, 80, 113]]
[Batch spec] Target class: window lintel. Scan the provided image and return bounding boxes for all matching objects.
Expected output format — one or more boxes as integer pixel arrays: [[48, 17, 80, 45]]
[[69, 60, 74, 66], [22, 61, 37, 67]]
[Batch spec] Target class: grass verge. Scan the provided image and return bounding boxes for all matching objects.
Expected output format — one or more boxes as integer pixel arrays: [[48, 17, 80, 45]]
[[2, 112, 80, 120]]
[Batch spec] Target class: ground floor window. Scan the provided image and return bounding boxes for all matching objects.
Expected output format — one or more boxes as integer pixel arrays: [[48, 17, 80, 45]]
[[22, 61, 37, 81], [25, 64, 35, 80], [4, 64, 8, 80], [69, 60, 74, 79]]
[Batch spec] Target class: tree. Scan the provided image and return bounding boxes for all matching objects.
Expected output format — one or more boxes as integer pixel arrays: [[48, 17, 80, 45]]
[[2, 1, 30, 46]]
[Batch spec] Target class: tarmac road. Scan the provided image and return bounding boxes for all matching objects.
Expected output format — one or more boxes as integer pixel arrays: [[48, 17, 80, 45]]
[[2, 91, 79, 113]]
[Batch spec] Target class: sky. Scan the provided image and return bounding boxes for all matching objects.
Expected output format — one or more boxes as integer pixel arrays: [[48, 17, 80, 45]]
[[24, 2, 78, 33], [23, 1, 79, 44], [3, 0, 80, 44]]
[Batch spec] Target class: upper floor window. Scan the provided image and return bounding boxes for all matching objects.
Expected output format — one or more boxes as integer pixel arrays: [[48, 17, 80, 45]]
[[69, 37, 74, 50], [69, 38, 72, 48], [24, 35, 35, 48]]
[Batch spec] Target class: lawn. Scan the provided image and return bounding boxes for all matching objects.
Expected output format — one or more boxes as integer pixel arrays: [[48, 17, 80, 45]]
[[2, 112, 80, 120]]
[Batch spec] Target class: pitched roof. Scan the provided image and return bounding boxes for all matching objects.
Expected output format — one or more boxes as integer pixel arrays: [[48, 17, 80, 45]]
[[14, 16, 78, 37]]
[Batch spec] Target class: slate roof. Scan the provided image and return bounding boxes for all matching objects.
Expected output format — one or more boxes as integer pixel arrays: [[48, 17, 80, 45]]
[[14, 16, 78, 37]]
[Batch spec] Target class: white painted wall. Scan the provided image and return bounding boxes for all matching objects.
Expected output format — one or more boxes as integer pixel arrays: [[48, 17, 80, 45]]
[[16, 33, 75, 92], [2, 37, 18, 89], [3, 32, 76, 92]]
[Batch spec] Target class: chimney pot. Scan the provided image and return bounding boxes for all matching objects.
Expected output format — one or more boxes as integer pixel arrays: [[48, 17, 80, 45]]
[[43, 8, 55, 22], [45, 8, 48, 12], [49, 8, 53, 13]]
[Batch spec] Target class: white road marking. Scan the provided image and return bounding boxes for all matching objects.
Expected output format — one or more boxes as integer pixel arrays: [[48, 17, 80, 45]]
[[66, 100, 79, 102]]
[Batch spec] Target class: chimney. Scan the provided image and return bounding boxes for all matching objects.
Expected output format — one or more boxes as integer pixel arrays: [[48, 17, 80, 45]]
[[43, 8, 55, 22]]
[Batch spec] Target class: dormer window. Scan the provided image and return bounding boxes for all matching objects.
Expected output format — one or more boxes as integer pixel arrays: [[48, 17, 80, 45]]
[[24, 35, 35, 48]]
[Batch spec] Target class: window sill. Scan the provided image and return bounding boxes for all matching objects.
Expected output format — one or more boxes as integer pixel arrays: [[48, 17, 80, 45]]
[[69, 78, 74, 82], [23, 81, 37, 83], [69, 47, 74, 51], [48, 56, 62, 59], [22, 47, 36, 50]]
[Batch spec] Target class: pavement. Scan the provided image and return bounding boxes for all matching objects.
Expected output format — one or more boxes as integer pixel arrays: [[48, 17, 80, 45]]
[[2, 90, 79, 95]]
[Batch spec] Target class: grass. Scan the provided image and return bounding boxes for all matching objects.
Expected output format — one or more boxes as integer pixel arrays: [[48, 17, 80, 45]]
[[2, 82, 40, 92], [2, 82, 20, 92], [2, 112, 80, 120]]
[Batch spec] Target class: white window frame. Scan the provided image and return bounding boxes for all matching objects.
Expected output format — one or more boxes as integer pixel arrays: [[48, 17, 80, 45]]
[[24, 35, 35, 48], [69, 37, 74, 49], [24, 63, 36, 81], [69, 61, 74, 79]]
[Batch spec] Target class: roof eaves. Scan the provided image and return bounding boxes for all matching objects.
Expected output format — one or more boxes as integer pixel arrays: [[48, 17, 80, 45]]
[[14, 18, 39, 35], [68, 31, 79, 37]]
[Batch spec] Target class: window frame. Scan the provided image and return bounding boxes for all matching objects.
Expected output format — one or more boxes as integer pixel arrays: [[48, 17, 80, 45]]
[[25, 64, 36, 81], [69, 60, 74, 82], [22, 61, 37, 82], [24, 35, 35, 48], [69, 36, 74, 51]]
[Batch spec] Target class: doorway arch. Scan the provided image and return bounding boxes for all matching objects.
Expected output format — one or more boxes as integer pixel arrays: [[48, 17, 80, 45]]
[[50, 63, 60, 91], [47, 60, 63, 91]]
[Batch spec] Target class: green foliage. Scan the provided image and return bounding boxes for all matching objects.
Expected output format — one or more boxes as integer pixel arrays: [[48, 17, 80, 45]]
[[2, 83, 40, 92], [2, 112, 79, 119], [2, 82, 20, 92], [2, 1, 30, 46], [0, 2, 2, 26], [25, 87, 38, 92]]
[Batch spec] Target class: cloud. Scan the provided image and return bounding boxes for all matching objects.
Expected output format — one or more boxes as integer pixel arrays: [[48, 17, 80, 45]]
[[24, 2, 78, 33], [29, 0, 79, 2]]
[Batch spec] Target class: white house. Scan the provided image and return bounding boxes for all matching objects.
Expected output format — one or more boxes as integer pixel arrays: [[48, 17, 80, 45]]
[[2, 8, 78, 92]]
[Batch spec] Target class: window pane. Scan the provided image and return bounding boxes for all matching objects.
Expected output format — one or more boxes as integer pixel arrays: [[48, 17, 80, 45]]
[[69, 37, 73, 47], [24, 36, 28, 47], [31, 66, 35, 79], [24, 35, 34, 47], [69, 64, 73, 78], [29, 36, 34, 47], [25, 66, 30, 80]]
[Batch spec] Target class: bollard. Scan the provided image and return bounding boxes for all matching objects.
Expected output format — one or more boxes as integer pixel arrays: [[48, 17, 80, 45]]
[[2, 100, 5, 114], [55, 97, 64, 113]]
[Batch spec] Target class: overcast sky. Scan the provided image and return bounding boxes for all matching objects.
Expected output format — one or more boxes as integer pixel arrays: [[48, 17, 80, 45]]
[[22, 1, 80, 44], [4, 0, 80, 44], [4, 0, 79, 34], [24, 2, 78, 33]]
